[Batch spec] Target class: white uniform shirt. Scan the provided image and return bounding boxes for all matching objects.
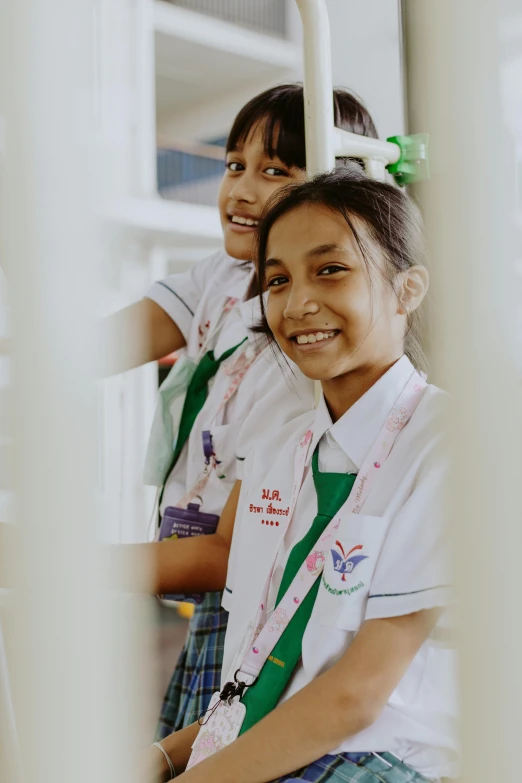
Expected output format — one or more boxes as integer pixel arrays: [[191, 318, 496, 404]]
[[146, 250, 314, 518], [223, 356, 458, 780]]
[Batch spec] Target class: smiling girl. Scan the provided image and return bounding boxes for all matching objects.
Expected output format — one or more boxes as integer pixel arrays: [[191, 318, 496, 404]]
[[107, 86, 379, 741], [147, 167, 456, 783]]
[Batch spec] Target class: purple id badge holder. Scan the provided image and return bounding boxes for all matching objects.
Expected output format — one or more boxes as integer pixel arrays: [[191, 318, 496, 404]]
[[158, 431, 219, 604]]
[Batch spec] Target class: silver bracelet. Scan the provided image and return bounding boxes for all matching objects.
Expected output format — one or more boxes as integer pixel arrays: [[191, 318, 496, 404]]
[[152, 741, 176, 780]]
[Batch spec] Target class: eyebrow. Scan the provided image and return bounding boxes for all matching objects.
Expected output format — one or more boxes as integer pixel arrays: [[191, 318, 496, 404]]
[[265, 243, 347, 270], [305, 243, 347, 259], [265, 257, 283, 269]]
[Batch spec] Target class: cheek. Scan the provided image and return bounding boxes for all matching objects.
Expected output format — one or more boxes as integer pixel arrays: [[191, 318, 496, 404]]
[[217, 176, 229, 216], [261, 181, 288, 205], [332, 280, 373, 327]]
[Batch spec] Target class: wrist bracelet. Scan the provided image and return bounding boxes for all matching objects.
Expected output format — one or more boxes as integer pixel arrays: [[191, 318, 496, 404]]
[[152, 741, 176, 780]]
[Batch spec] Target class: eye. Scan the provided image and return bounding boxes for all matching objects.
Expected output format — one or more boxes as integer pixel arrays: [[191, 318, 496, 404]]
[[226, 161, 244, 172], [266, 275, 288, 288], [318, 264, 348, 276], [265, 166, 288, 177]]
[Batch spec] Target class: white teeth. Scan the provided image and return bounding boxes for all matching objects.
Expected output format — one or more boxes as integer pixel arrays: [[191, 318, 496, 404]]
[[231, 215, 259, 226], [296, 331, 335, 345]]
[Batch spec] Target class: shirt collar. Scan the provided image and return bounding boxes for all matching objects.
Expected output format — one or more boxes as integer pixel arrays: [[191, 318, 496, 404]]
[[306, 355, 416, 470], [214, 255, 252, 301]]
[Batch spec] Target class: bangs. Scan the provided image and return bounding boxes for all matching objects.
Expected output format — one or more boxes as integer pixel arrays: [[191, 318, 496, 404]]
[[225, 83, 378, 177], [226, 85, 307, 170]]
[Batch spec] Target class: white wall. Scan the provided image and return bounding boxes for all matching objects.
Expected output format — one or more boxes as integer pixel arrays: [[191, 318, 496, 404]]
[[160, 1, 405, 144], [329, 0, 405, 139]]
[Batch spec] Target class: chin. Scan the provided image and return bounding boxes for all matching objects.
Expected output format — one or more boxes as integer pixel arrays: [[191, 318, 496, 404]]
[[292, 360, 335, 382], [294, 354, 355, 383], [223, 236, 254, 262]]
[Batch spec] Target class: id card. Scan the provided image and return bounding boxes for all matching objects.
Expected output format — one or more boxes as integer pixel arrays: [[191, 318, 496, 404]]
[[186, 692, 246, 769], [158, 503, 219, 604]]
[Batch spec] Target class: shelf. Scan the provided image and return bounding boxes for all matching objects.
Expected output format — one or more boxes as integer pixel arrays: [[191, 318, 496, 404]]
[[154, 1, 301, 115], [104, 197, 222, 248]]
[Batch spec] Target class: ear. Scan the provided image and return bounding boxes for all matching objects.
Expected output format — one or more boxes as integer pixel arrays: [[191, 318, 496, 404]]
[[396, 266, 429, 315]]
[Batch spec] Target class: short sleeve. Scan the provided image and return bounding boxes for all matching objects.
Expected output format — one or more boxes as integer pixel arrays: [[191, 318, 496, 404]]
[[365, 454, 453, 620], [145, 251, 228, 342], [235, 349, 315, 479]]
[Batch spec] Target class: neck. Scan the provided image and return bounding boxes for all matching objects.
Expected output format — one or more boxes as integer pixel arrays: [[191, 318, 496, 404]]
[[322, 355, 403, 422]]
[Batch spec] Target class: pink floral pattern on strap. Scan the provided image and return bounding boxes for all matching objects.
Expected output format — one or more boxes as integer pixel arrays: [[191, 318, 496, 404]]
[[386, 405, 409, 432], [299, 429, 313, 449], [306, 550, 326, 575], [267, 606, 289, 633], [196, 730, 225, 758]]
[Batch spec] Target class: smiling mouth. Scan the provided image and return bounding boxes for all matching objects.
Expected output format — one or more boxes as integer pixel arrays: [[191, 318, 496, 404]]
[[291, 330, 340, 346], [228, 215, 259, 227]]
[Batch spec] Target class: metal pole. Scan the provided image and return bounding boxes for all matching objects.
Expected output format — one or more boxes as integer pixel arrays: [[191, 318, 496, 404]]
[[296, 1, 402, 180], [295, 0, 335, 176], [402, 2, 522, 781]]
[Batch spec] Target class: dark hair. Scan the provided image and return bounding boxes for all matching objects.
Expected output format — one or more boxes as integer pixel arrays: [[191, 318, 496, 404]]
[[255, 166, 427, 371], [236, 84, 378, 296], [227, 83, 378, 171]]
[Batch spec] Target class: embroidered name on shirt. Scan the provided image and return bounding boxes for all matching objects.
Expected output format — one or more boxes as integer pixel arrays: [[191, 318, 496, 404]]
[[249, 503, 290, 516], [322, 578, 365, 596], [249, 493, 290, 527]]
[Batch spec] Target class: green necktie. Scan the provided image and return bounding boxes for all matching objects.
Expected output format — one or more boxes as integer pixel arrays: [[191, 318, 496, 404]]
[[240, 448, 356, 734], [161, 338, 246, 495]]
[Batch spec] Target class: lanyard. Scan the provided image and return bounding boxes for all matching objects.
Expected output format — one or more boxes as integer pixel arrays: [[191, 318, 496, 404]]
[[174, 338, 261, 510], [198, 296, 239, 357], [235, 367, 427, 684]]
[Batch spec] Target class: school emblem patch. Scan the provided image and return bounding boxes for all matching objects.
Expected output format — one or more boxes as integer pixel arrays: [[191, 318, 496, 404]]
[[321, 541, 368, 596], [331, 542, 368, 580]]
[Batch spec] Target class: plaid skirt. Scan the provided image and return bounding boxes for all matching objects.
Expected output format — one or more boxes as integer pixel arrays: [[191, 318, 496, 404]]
[[272, 752, 436, 783], [156, 591, 228, 739]]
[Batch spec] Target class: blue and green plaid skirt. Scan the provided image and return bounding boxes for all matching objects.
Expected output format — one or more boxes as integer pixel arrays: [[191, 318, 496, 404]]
[[156, 591, 228, 739], [272, 752, 436, 783]]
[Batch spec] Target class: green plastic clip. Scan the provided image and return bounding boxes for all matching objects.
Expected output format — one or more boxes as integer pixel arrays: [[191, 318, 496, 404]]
[[386, 133, 430, 185]]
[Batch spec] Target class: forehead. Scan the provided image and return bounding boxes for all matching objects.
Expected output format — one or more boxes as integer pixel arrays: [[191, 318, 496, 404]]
[[266, 203, 360, 256], [228, 120, 279, 156]]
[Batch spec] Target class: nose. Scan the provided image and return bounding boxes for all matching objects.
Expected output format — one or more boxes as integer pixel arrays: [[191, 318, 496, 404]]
[[228, 170, 256, 204], [283, 281, 320, 321]]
